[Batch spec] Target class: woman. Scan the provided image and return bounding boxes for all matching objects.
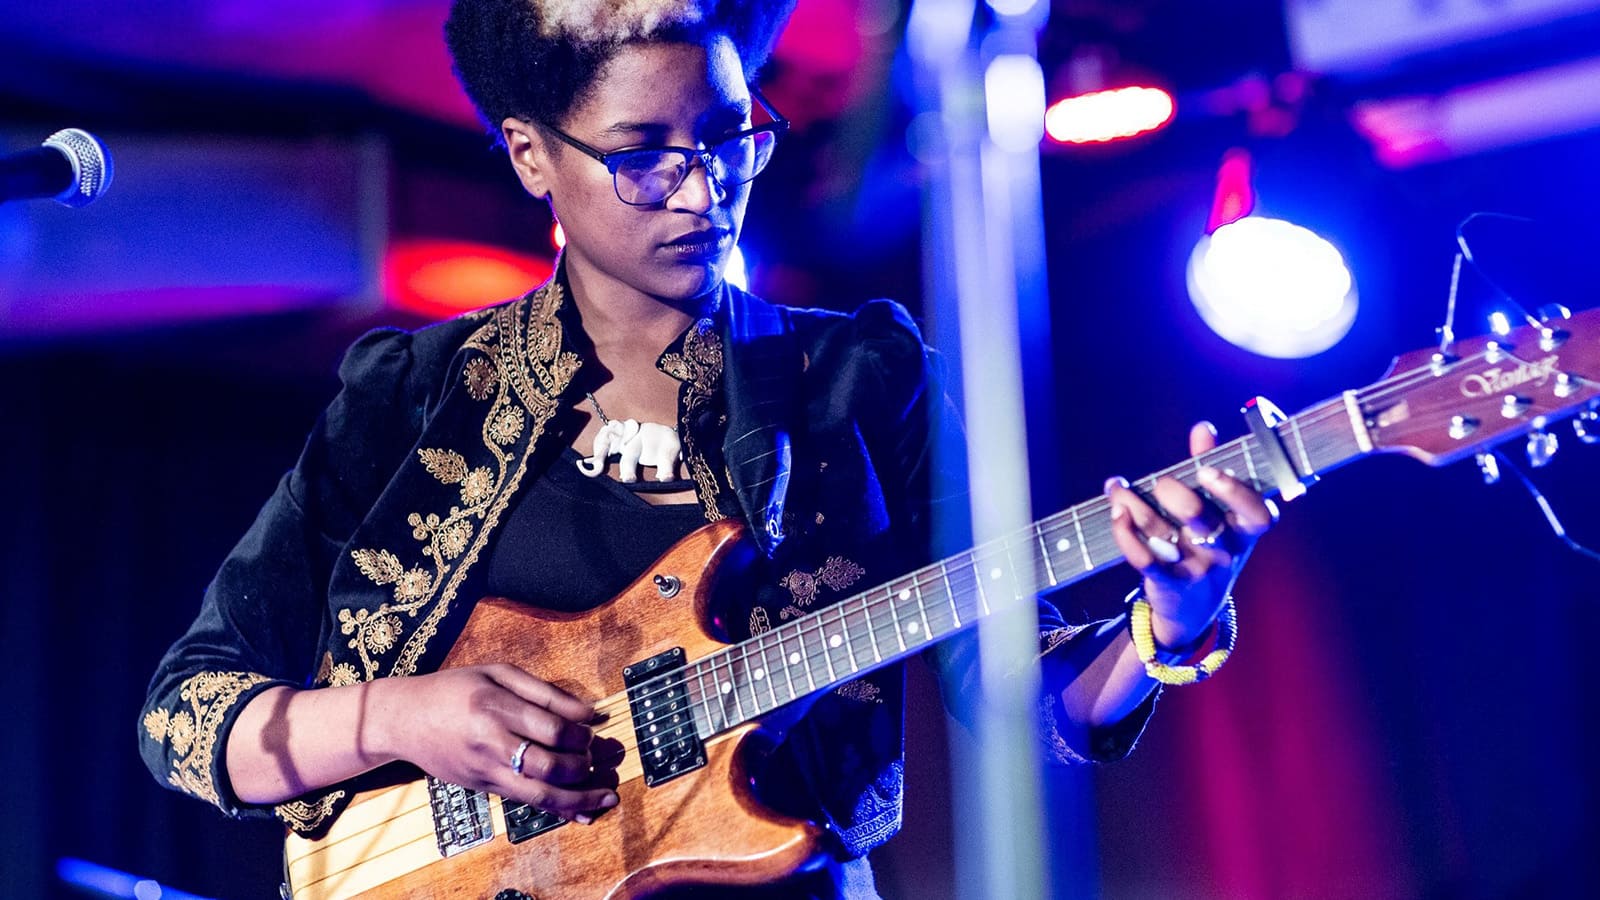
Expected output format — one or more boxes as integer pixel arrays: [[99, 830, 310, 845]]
[[138, 0, 1273, 895]]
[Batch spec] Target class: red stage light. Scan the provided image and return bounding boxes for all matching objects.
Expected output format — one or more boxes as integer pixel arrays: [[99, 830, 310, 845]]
[[1044, 86, 1176, 144], [1207, 148, 1256, 233], [385, 240, 553, 320]]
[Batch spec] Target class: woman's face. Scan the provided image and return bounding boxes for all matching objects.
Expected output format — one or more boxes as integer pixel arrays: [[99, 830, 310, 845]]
[[504, 34, 754, 306]]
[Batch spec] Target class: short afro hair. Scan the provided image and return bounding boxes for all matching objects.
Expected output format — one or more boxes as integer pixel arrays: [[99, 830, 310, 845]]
[[445, 0, 796, 142]]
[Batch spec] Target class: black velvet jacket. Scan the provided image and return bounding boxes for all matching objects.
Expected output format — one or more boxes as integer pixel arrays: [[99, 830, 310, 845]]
[[138, 277, 1151, 858]]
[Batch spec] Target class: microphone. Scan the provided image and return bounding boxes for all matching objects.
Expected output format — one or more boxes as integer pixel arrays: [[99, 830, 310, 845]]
[[0, 129, 114, 208]]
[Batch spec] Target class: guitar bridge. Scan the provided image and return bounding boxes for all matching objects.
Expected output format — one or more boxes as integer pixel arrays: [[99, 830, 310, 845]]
[[623, 648, 706, 787], [427, 777, 494, 857]]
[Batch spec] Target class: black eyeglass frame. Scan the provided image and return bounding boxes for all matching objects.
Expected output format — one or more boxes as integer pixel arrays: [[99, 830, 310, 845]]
[[539, 90, 790, 207]]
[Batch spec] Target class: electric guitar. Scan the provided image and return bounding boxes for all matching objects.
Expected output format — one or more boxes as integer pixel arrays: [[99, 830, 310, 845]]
[[283, 309, 1600, 899]]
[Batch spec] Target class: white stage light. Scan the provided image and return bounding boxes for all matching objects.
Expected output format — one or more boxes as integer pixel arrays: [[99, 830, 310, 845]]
[[1186, 216, 1358, 358]]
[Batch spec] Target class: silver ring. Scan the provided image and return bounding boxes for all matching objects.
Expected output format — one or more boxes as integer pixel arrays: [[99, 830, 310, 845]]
[[1185, 521, 1227, 547], [510, 738, 533, 777], [1145, 531, 1183, 564]]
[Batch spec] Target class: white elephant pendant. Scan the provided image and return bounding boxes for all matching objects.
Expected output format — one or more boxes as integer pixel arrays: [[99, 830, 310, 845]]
[[575, 419, 684, 482]]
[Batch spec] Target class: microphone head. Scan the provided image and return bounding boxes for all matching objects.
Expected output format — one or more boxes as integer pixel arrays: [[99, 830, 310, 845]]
[[42, 128, 114, 208]]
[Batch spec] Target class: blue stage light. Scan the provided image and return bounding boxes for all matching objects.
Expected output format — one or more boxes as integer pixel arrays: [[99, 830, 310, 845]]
[[56, 858, 213, 900], [1185, 216, 1357, 358]]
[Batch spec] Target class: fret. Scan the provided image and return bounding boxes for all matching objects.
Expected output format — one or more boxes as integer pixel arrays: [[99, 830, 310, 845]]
[[947, 562, 982, 626], [754, 640, 779, 711], [772, 627, 798, 702], [887, 587, 907, 653], [1242, 438, 1260, 490], [912, 581, 933, 643], [796, 620, 818, 692], [838, 606, 860, 673], [1289, 417, 1313, 475], [1035, 526, 1058, 587], [1072, 508, 1091, 572], [972, 558, 992, 617], [860, 597, 884, 663], [818, 609, 852, 682], [693, 664, 718, 735], [726, 643, 748, 720], [942, 563, 962, 629], [837, 601, 869, 668], [921, 563, 953, 634], [713, 650, 736, 720], [1004, 534, 1030, 598], [813, 617, 837, 685]]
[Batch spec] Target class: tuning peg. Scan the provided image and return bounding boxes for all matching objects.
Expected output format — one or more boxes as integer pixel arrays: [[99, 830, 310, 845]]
[[1538, 303, 1572, 323], [1475, 452, 1501, 485], [1527, 428, 1559, 467], [1575, 409, 1600, 445]]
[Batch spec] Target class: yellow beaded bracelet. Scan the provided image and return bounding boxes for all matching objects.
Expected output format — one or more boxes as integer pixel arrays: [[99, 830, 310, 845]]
[[1128, 596, 1237, 686]]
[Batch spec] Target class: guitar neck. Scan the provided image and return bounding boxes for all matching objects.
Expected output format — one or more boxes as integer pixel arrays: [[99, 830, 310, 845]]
[[682, 394, 1369, 738]]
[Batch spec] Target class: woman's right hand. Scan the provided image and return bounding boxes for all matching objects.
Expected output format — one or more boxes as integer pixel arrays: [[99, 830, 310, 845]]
[[372, 664, 619, 821]]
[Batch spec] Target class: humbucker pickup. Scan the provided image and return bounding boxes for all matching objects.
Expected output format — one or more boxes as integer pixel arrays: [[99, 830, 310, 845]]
[[622, 648, 705, 787]]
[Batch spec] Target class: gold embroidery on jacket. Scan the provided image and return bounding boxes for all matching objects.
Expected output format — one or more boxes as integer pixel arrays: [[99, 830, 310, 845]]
[[659, 317, 726, 522], [834, 680, 883, 704], [314, 652, 362, 689], [748, 606, 772, 636], [1037, 624, 1088, 658], [462, 357, 498, 401], [276, 791, 348, 832], [340, 280, 583, 681], [1039, 693, 1090, 766], [778, 556, 866, 612], [392, 281, 580, 678], [144, 671, 273, 808]]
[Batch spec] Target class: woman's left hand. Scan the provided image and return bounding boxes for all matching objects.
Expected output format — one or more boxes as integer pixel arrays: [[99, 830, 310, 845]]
[[1104, 421, 1277, 650]]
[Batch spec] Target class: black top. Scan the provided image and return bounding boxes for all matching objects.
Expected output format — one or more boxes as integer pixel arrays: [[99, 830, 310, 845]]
[[484, 448, 707, 609]]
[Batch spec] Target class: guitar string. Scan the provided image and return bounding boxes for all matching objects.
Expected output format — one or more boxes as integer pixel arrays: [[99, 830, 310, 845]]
[[581, 413, 1359, 724], [589, 376, 1403, 728], [591, 348, 1501, 730], [581, 439, 1268, 725], [345, 353, 1514, 840], [587, 439, 1288, 765]]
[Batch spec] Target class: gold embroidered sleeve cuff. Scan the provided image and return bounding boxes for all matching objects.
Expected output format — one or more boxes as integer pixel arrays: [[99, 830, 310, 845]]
[[140, 670, 287, 817]]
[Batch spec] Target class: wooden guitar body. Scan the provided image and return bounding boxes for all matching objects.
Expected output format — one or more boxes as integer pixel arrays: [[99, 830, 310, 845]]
[[284, 520, 824, 899]]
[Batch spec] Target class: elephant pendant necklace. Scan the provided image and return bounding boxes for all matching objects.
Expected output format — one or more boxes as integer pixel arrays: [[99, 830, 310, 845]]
[[577, 392, 687, 486]]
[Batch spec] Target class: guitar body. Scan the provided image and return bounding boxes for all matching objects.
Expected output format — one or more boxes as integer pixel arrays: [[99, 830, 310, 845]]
[[284, 520, 824, 900]]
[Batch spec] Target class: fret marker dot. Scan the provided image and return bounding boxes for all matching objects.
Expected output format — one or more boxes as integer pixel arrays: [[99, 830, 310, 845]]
[[1224, 468, 1237, 478], [1056, 538, 1070, 552], [907, 622, 921, 635], [990, 567, 1003, 580], [898, 589, 911, 600], [720, 682, 731, 695], [789, 652, 801, 665], [753, 668, 765, 681], [829, 634, 842, 648]]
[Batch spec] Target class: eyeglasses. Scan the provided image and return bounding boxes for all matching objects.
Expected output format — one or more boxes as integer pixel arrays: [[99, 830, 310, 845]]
[[542, 92, 789, 207]]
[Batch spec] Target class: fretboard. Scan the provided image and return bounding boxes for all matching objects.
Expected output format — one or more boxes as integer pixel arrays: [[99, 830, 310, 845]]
[[677, 395, 1368, 738]]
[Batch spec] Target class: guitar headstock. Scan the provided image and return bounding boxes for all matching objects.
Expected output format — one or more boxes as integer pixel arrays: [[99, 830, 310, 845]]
[[1359, 307, 1600, 466]]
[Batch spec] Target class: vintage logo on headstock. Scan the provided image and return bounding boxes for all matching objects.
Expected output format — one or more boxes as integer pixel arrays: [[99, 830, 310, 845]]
[[1460, 354, 1560, 399]]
